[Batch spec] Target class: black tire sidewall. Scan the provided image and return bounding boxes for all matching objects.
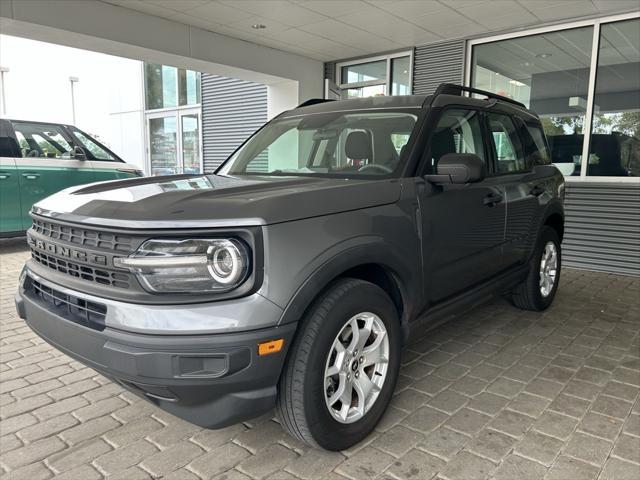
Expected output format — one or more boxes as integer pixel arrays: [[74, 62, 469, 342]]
[[301, 281, 401, 450]]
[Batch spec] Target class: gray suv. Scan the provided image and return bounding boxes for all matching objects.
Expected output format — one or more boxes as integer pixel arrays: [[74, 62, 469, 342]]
[[16, 84, 564, 450]]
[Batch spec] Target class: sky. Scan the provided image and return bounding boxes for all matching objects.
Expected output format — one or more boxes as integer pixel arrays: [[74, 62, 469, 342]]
[[0, 35, 142, 150]]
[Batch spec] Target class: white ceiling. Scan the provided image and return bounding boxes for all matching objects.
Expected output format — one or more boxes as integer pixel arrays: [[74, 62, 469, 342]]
[[101, 1, 639, 61]]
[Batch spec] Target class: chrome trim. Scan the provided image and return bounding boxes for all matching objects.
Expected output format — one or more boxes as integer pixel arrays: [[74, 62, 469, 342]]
[[31, 207, 266, 228], [22, 267, 283, 335]]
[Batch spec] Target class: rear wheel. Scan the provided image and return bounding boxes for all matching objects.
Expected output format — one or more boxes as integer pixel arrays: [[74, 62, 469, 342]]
[[276, 278, 401, 450], [512, 226, 561, 311]]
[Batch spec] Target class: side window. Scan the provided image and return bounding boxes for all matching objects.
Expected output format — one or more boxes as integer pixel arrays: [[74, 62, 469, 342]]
[[0, 121, 20, 157], [488, 114, 527, 174], [70, 129, 115, 161], [525, 124, 551, 165], [13, 122, 74, 159], [428, 109, 485, 173], [391, 132, 410, 155]]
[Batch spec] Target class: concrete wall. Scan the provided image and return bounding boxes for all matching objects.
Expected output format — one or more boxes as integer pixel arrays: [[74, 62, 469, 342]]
[[0, 0, 323, 116]]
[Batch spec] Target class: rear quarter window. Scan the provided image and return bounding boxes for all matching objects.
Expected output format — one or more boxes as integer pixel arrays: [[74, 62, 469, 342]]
[[525, 123, 552, 165]]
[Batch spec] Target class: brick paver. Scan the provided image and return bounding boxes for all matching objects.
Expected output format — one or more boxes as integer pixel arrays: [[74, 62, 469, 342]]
[[1, 237, 639, 479]]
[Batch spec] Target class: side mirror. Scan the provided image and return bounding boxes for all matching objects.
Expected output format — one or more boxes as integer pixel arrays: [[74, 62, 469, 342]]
[[425, 153, 485, 184], [72, 146, 86, 160]]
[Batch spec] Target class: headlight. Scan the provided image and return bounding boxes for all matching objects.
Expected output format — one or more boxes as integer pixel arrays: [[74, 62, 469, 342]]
[[114, 238, 250, 294]]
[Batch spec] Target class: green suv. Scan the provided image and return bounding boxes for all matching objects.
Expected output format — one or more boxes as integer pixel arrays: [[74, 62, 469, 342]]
[[0, 119, 142, 236]]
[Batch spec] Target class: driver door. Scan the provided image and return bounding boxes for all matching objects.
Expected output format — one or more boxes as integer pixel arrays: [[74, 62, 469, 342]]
[[13, 121, 94, 229], [419, 108, 508, 303]]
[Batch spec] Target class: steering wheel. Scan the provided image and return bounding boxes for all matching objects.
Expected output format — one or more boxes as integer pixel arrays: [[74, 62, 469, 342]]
[[358, 163, 393, 174]]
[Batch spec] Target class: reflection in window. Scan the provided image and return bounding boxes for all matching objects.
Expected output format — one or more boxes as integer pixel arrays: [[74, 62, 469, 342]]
[[429, 109, 485, 173], [13, 123, 73, 158], [149, 117, 178, 176], [341, 60, 386, 84], [391, 57, 411, 95], [71, 130, 114, 160], [145, 63, 201, 110], [339, 54, 411, 99], [588, 18, 639, 177], [179, 69, 201, 106], [471, 26, 594, 176]]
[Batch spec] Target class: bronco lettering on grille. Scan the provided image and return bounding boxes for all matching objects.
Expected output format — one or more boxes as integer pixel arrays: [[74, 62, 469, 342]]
[[27, 235, 107, 266]]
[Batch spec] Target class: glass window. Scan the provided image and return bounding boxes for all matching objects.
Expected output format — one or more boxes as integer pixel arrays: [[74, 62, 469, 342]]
[[345, 84, 387, 98], [341, 60, 386, 84], [179, 70, 201, 106], [181, 114, 200, 174], [472, 26, 594, 176], [428, 109, 485, 173], [13, 122, 74, 158], [391, 56, 411, 96], [219, 111, 418, 178], [588, 18, 639, 177], [488, 114, 527, 173], [149, 116, 178, 176], [145, 63, 178, 110], [524, 124, 552, 166], [69, 129, 115, 161], [339, 53, 411, 99]]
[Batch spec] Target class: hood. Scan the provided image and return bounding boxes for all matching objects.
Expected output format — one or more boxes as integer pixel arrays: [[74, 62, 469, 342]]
[[33, 174, 402, 228]]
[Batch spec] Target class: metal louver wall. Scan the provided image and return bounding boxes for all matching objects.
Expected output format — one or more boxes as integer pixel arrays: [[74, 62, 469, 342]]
[[563, 182, 640, 276], [413, 39, 465, 95], [201, 74, 267, 172]]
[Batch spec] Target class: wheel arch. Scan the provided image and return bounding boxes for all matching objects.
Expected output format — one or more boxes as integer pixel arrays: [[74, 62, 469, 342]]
[[277, 245, 416, 343]]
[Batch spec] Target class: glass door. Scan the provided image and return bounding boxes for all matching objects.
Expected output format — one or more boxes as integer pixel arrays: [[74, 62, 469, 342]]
[[147, 109, 201, 176], [180, 112, 201, 174]]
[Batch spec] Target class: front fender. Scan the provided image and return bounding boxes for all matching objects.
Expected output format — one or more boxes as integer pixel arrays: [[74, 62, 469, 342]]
[[277, 236, 419, 329]]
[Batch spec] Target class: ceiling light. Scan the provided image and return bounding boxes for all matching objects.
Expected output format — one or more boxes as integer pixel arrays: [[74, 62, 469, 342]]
[[536, 53, 552, 59], [252, 24, 267, 29]]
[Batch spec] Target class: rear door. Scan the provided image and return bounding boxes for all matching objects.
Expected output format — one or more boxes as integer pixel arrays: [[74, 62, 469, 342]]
[[13, 121, 95, 230], [0, 120, 22, 234], [419, 108, 507, 303], [486, 112, 547, 266]]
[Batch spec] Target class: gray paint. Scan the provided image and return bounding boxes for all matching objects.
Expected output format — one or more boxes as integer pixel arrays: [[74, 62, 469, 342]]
[[413, 40, 465, 95], [563, 182, 640, 276], [201, 74, 267, 172]]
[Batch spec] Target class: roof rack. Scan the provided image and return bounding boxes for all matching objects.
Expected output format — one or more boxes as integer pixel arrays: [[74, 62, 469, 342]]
[[433, 83, 527, 109], [297, 98, 336, 108]]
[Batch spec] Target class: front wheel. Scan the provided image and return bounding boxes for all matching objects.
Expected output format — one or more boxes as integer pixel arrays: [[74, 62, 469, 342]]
[[276, 278, 401, 450], [512, 226, 561, 311]]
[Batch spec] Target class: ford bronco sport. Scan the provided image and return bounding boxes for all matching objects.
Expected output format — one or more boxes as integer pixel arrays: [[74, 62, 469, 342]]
[[16, 84, 564, 451]]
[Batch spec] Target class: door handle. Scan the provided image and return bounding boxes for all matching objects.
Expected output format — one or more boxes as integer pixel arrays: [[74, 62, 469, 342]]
[[530, 185, 545, 197], [21, 172, 40, 180], [483, 192, 503, 207], [0, 172, 10, 180]]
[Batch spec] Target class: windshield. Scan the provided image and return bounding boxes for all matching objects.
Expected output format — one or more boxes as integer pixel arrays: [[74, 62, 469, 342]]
[[218, 110, 419, 178]]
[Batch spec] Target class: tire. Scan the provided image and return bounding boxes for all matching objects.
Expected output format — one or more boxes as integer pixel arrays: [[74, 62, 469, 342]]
[[276, 278, 401, 450], [512, 226, 561, 311]]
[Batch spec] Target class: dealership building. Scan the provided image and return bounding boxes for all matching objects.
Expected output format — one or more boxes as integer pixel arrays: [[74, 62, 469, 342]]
[[1, 1, 638, 276]]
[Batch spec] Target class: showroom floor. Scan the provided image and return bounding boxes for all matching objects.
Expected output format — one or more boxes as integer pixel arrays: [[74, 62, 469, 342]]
[[1, 238, 639, 480]]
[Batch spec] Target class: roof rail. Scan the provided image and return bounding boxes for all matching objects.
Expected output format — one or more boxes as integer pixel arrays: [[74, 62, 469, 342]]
[[433, 83, 527, 109], [297, 98, 336, 108]]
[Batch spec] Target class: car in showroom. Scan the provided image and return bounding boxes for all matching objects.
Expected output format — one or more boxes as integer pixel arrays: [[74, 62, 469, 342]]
[[0, 118, 142, 236], [15, 84, 564, 451]]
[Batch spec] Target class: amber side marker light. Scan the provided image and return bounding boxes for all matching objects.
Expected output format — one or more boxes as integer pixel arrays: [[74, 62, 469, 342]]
[[258, 339, 284, 356]]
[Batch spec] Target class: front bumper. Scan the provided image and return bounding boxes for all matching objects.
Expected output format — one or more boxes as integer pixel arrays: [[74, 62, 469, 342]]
[[15, 269, 297, 429]]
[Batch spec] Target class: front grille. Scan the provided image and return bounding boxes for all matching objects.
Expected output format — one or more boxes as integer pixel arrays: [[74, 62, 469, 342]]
[[25, 276, 107, 331], [32, 219, 133, 252], [31, 249, 131, 289]]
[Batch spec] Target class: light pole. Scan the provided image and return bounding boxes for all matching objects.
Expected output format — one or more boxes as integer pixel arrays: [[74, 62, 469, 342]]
[[69, 76, 79, 125], [0, 67, 9, 116]]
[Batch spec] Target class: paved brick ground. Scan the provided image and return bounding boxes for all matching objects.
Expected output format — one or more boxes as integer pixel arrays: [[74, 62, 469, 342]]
[[1, 237, 639, 480]]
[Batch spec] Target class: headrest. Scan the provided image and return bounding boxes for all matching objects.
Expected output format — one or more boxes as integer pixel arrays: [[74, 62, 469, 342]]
[[346, 131, 372, 160]]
